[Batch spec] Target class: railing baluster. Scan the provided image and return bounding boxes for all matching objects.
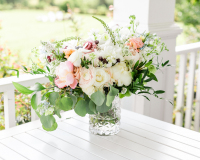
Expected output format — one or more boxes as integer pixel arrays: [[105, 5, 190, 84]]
[[185, 52, 196, 129], [175, 54, 187, 126], [31, 91, 41, 121], [4, 89, 16, 129], [195, 53, 200, 131]]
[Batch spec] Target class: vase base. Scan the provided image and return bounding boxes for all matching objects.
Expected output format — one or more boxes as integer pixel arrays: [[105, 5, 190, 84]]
[[89, 121, 120, 136]]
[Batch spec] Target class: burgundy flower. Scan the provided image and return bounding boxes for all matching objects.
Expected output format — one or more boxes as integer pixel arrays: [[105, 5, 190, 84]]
[[83, 41, 97, 53], [47, 56, 51, 62]]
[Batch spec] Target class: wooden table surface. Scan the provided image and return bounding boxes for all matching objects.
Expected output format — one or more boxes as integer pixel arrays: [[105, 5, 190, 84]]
[[0, 109, 200, 160]]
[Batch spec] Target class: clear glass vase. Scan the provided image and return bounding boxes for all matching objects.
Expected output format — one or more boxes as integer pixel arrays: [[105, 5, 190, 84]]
[[89, 96, 121, 136]]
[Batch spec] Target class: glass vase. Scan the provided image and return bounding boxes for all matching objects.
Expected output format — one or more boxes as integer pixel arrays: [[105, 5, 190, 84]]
[[89, 96, 121, 136]]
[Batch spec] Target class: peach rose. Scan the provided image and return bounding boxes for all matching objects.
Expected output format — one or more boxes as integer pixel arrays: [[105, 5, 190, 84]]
[[79, 66, 96, 89], [55, 61, 77, 89], [73, 66, 81, 80], [126, 37, 144, 52], [63, 49, 75, 59]]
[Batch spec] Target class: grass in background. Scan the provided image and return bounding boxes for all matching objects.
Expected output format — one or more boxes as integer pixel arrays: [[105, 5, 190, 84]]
[[0, 9, 110, 64]]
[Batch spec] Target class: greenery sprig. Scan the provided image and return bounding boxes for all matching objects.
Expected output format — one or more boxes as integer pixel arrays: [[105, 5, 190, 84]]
[[92, 16, 116, 45]]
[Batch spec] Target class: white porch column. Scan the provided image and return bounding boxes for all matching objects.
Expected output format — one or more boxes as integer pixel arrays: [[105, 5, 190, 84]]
[[113, 0, 182, 123]]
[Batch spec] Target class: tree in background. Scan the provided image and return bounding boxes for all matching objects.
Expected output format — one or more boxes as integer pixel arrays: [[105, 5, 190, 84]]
[[176, 0, 200, 43]]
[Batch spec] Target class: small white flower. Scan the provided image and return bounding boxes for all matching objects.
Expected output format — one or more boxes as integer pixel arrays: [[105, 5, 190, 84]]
[[68, 49, 83, 67]]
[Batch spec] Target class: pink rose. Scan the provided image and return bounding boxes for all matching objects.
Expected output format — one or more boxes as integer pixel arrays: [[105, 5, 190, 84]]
[[83, 41, 97, 53], [55, 61, 78, 89], [126, 37, 144, 52], [79, 66, 95, 88]]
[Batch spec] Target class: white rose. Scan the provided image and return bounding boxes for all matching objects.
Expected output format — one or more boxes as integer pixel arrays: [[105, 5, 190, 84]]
[[82, 86, 96, 96], [68, 50, 82, 67], [94, 68, 110, 88], [112, 62, 132, 86]]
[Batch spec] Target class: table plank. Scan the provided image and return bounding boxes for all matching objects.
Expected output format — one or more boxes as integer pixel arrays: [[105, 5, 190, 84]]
[[70, 117, 178, 160], [41, 128, 128, 160], [58, 121, 153, 160], [0, 110, 76, 140], [122, 109, 200, 142], [72, 116, 200, 160], [121, 116, 200, 149], [27, 129, 104, 160], [120, 120, 200, 157], [0, 137, 52, 160], [0, 143, 27, 160], [13, 133, 78, 160]]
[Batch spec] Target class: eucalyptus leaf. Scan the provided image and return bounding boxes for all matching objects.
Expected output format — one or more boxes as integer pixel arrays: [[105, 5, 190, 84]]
[[12, 82, 34, 95], [96, 98, 112, 113], [40, 115, 55, 129], [42, 122, 58, 131], [106, 94, 115, 106], [30, 82, 46, 91], [49, 92, 59, 105], [108, 85, 119, 96], [60, 97, 73, 111], [91, 90, 105, 106], [89, 100, 96, 113], [75, 100, 87, 117], [54, 108, 61, 118], [31, 94, 37, 110], [68, 94, 77, 108]]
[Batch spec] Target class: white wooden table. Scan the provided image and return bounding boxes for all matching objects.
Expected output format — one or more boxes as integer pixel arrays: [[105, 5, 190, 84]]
[[0, 109, 200, 160]]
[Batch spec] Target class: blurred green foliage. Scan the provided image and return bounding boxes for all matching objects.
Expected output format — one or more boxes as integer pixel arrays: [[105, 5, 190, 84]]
[[0, 0, 113, 15], [176, 0, 200, 43]]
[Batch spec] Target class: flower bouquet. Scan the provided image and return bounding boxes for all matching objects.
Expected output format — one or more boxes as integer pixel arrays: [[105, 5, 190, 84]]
[[13, 15, 171, 136]]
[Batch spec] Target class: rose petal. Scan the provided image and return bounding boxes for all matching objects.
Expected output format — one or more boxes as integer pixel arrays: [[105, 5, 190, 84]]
[[70, 79, 78, 89], [65, 73, 75, 85]]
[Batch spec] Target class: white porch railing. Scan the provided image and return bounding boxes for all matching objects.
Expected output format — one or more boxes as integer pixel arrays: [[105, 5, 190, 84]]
[[175, 42, 200, 131], [0, 74, 49, 129]]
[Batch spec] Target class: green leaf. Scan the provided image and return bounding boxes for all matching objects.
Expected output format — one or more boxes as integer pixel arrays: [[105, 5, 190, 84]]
[[106, 94, 115, 106], [119, 90, 131, 98], [46, 76, 54, 82], [30, 82, 46, 91], [42, 92, 52, 100], [46, 66, 50, 72], [75, 100, 87, 117], [54, 108, 61, 118], [89, 100, 96, 113], [134, 60, 139, 69], [142, 69, 148, 82], [162, 60, 169, 67], [154, 90, 165, 94], [96, 98, 112, 113], [145, 61, 152, 67], [148, 73, 158, 82], [60, 97, 73, 111], [37, 68, 46, 73], [108, 85, 119, 96], [9, 69, 19, 78], [144, 78, 153, 83], [21, 65, 27, 71], [91, 90, 105, 106], [49, 92, 59, 105], [12, 82, 34, 95], [40, 115, 55, 129], [68, 94, 77, 108], [42, 122, 58, 131], [138, 91, 151, 94], [143, 95, 150, 101], [31, 94, 37, 110]]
